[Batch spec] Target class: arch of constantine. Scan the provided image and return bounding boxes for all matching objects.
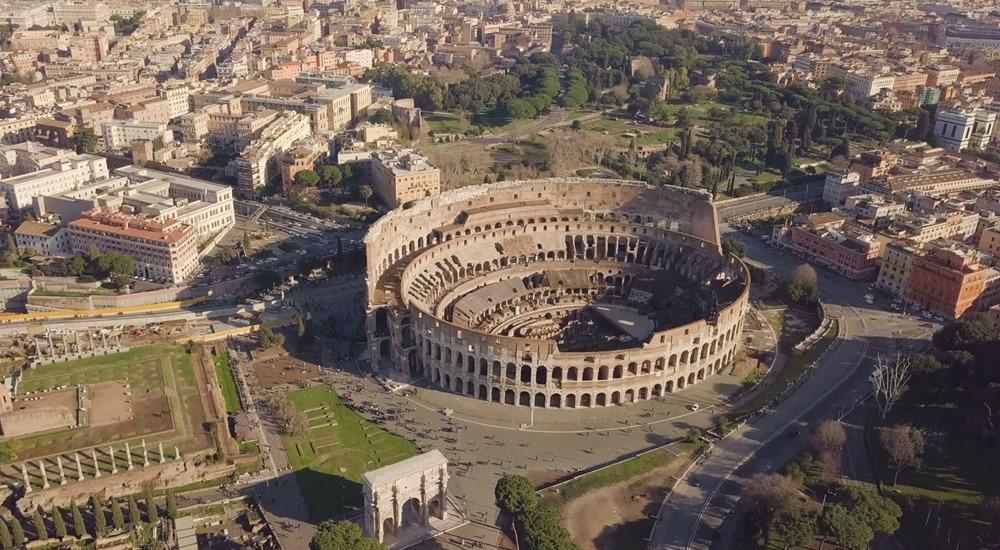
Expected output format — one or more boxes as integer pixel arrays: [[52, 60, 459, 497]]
[[362, 449, 449, 543], [364, 178, 750, 412]]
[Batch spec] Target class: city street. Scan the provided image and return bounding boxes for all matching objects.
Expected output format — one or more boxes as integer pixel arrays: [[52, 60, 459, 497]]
[[648, 225, 938, 550]]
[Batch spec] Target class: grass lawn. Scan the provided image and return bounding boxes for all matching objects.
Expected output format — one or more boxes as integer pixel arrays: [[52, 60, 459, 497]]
[[728, 319, 839, 420], [18, 345, 183, 394], [542, 447, 685, 507], [284, 385, 419, 521], [213, 353, 241, 415], [424, 112, 470, 134], [870, 388, 999, 547]]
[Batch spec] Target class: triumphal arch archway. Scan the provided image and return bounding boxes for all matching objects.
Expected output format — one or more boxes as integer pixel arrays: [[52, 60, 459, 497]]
[[362, 449, 449, 544]]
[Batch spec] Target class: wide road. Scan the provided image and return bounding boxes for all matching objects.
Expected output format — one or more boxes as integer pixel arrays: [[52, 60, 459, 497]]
[[649, 225, 935, 550]]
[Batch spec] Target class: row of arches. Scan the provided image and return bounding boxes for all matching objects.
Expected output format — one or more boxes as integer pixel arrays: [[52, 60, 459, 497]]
[[429, 359, 726, 408], [418, 322, 741, 386]]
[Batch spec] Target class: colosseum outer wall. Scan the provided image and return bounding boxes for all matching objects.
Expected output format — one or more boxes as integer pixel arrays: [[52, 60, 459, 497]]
[[364, 178, 749, 409]]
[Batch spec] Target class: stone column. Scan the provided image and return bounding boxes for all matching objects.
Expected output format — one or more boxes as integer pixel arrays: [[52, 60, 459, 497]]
[[392, 488, 401, 529], [158, 442, 166, 464], [92, 448, 101, 478], [174, 446, 181, 461], [75, 452, 84, 481], [34, 338, 41, 357], [420, 475, 430, 525], [21, 463, 31, 493], [39, 460, 49, 489], [142, 440, 149, 467], [101, 332, 108, 350], [125, 442, 133, 470], [57, 455, 66, 485], [109, 446, 117, 474]]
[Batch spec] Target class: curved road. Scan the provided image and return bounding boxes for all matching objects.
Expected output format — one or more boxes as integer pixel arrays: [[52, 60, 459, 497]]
[[649, 226, 934, 550]]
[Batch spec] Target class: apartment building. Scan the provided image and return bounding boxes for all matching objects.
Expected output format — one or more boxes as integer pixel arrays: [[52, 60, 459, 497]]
[[979, 225, 1000, 258], [771, 213, 883, 280], [908, 245, 993, 318], [0, 117, 38, 145], [0, 153, 109, 213], [370, 149, 440, 209], [158, 85, 193, 120], [68, 210, 200, 283], [13, 220, 71, 257], [101, 120, 173, 151], [37, 167, 235, 243], [822, 171, 862, 206], [228, 113, 311, 192], [876, 240, 920, 299]]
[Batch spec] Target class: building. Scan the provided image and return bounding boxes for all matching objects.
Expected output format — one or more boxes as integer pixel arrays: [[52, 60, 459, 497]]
[[908, 246, 992, 319], [0, 153, 109, 214], [933, 108, 997, 152], [822, 171, 861, 206], [100, 120, 172, 152], [68, 210, 200, 283], [370, 149, 440, 208], [875, 240, 920, 299], [13, 220, 71, 256], [771, 213, 883, 280], [979, 225, 1000, 258], [39, 166, 235, 244], [228, 113, 311, 192]]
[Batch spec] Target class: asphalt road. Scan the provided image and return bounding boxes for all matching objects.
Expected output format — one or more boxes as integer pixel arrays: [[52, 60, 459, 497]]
[[649, 225, 937, 550], [717, 183, 824, 221]]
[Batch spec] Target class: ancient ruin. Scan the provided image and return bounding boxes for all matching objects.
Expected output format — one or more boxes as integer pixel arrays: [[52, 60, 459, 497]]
[[362, 449, 449, 544], [365, 179, 750, 410]]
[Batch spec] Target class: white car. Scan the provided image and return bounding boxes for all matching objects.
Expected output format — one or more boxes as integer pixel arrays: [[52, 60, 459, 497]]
[[688, 403, 700, 412]]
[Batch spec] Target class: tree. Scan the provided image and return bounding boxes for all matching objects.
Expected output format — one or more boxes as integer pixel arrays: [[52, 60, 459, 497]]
[[371, 109, 393, 124], [96, 252, 136, 277], [786, 264, 818, 304], [33, 507, 47, 541], [128, 495, 141, 528], [321, 165, 342, 186], [819, 504, 872, 550], [773, 509, 816, 550], [810, 420, 847, 454], [10, 517, 24, 547], [721, 238, 746, 258], [294, 170, 320, 187], [52, 506, 67, 539], [65, 253, 87, 276], [71, 501, 86, 538], [93, 495, 107, 537], [310, 519, 385, 550], [933, 314, 997, 350], [519, 503, 576, 549], [165, 491, 178, 520], [495, 474, 537, 516], [872, 353, 911, 419], [742, 473, 800, 531], [832, 136, 851, 160], [215, 247, 234, 265], [0, 517, 11, 549], [111, 498, 125, 532], [878, 424, 924, 486], [73, 125, 98, 153], [359, 185, 374, 208], [841, 485, 901, 536], [571, 119, 582, 130], [145, 489, 158, 525]]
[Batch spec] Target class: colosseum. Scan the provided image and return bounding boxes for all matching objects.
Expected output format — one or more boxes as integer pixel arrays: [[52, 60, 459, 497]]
[[364, 178, 750, 410]]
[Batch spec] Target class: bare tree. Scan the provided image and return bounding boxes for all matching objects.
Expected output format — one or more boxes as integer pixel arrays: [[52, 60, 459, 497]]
[[742, 473, 801, 530], [811, 420, 847, 454], [877, 425, 924, 486], [872, 353, 911, 420]]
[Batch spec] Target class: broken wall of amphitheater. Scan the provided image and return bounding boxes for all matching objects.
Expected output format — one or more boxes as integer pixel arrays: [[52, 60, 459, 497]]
[[364, 179, 720, 300]]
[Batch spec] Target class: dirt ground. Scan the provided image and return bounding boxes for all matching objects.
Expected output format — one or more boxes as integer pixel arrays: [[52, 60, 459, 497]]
[[253, 356, 323, 389], [14, 387, 77, 415], [90, 381, 133, 427], [561, 458, 690, 550]]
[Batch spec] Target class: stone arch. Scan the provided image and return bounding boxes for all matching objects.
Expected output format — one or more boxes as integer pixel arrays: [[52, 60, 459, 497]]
[[506, 363, 517, 380], [638, 387, 648, 400], [520, 365, 532, 384], [677, 376, 685, 389], [534, 393, 546, 408], [401, 497, 422, 526], [536, 366, 547, 385], [697, 368, 705, 381], [628, 362, 638, 376], [505, 389, 515, 405], [551, 367, 562, 381], [625, 389, 635, 403], [611, 391, 621, 405], [491, 387, 501, 402], [666, 380, 674, 393], [455, 377, 463, 393], [595, 393, 607, 406], [567, 367, 578, 380], [566, 394, 577, 408], [550, 394, 561, 408], [687, 372, 696, 385], [580, 393, 592, 407], [443, 374, 451, 388], [652, 384, 662, 397], [519, 391, 531, 406], [613, 365, 623, 379], [598, 366, 609, 380], [583, 367, 594, 381]]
